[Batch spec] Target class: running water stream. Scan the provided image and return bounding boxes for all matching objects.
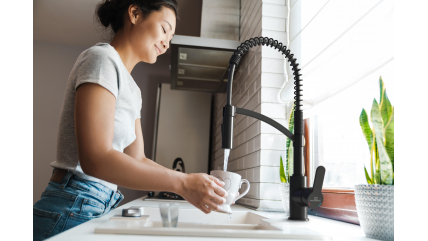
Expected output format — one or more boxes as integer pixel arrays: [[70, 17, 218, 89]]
[[223, 149, 233, 218], [223, 149, 230, 171]]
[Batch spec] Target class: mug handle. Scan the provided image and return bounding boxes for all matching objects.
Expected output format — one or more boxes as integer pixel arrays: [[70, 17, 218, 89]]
[[233, 179, 250, 202]]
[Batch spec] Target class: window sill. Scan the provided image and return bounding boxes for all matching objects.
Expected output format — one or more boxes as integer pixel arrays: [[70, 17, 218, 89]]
[[308, 190, 359, 225]]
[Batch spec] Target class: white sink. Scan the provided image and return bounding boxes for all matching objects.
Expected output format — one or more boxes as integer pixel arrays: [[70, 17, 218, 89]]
[[94, 206, 332, 240]]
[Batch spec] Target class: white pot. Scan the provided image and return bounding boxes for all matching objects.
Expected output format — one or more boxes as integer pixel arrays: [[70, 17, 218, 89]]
[[279, 183, 290, 216], [354, 184, 394, 241]]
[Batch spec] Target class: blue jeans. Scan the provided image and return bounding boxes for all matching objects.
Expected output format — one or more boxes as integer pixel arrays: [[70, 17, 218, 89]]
[[33, 169, 124, 241]]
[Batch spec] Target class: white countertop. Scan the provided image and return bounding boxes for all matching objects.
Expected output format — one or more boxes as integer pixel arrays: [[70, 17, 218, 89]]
[[47, 196, 375, 241]]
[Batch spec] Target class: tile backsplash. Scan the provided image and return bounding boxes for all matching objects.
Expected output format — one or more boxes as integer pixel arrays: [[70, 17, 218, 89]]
[[210, 0, 289, 211]]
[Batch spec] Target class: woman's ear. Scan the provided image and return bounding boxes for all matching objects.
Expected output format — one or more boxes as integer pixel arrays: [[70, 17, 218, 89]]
[[127, 4, 140, 25]]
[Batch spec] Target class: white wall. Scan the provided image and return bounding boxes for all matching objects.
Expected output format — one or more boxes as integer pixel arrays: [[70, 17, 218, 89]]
[[34, 42, 85, 204], [33, 41, 172, 205]]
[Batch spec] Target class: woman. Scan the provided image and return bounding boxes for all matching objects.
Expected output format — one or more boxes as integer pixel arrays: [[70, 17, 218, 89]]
[[33, 1, 228, 240]]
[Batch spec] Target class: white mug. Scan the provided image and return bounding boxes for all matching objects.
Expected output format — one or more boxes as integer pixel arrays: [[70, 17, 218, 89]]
[[210, 170, 250, 214]]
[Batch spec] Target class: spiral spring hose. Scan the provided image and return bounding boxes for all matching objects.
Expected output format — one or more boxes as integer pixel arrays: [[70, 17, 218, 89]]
[[228, 36, 302, 111]]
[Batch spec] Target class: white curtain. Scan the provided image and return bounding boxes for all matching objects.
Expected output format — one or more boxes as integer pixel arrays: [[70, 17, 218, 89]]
[[281, 0, 394, 188]]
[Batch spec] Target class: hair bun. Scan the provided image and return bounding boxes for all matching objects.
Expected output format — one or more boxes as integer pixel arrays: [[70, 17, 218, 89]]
[[97, 0, 117, 28]]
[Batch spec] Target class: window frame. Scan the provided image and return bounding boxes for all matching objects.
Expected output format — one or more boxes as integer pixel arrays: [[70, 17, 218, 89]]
[[304, 119, 359, 225]]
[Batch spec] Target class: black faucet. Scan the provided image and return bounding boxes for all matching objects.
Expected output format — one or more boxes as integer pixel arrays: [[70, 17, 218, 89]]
[[221, 37, 326, 221]]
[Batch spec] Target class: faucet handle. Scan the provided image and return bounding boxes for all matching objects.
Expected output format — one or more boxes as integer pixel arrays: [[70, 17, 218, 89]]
[[312, 166, 325, 194], [301, 166, 326, 209]]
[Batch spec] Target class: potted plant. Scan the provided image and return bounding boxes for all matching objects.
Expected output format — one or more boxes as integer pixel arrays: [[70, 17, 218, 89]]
[[279, 103, 296, 216], [279, 155, 290, 215], [355, 77, 394, 241]]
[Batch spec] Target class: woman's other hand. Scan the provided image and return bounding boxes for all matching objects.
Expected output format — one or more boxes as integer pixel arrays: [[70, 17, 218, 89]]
[[178, 173, 228, 214]]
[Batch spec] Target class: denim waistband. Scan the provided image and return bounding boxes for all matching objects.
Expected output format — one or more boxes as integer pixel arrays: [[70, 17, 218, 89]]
[[51, 168, 123, 208]]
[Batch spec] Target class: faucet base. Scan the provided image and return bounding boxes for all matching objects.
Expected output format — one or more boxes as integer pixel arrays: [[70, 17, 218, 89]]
[[288, 217, 309, 221], [289, 175, 308, 221]]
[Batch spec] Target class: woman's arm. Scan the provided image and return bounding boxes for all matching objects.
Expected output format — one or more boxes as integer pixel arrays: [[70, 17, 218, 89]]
[[75, 83, 180, 191], [75, 83, 227, 213], [123, 118, 170, 170]]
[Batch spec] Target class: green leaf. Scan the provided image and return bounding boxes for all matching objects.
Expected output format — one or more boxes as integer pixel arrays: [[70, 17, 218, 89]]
[[380, 89, 393, 129], [287, 142, 294, 178], [364, 166, 373, 184], [379, 76, 385, 104], [359, 108, 373, 152], [374, 139, 381, 184], [280, 156, 287, 183], [371, 127, 375, 181], [285, 138, 291, 180], [385, 107, 394, 173], [382, 172, 391, 184], [371, 98, 393, 185], [285, 103, 295, 179]]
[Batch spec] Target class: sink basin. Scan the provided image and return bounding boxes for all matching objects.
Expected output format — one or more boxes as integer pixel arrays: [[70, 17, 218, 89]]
[[94, 207, 331, 240]]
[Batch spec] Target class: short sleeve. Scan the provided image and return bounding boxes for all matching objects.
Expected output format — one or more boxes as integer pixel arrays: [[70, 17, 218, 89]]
[[137, 101, 142, 119], [74, 47, 119, 98], [137, 91, 142, 119]]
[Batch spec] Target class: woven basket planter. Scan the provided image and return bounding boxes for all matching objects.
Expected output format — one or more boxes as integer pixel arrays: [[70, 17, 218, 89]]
[[279, 183, 290, 216], [354, 184, 394, 240]]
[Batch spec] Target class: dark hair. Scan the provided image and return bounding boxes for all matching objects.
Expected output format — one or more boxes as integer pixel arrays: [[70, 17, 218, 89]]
[[95, 0, 179, 34]]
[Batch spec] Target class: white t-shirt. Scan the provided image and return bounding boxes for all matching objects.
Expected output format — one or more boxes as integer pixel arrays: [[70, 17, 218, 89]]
[[50, 43, 142, 191]]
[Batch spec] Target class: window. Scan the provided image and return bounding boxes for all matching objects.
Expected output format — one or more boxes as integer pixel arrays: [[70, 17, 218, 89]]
[[282, 0, 394, 224]]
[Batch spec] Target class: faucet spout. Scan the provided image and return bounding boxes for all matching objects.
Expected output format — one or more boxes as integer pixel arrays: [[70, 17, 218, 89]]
[[235, 107, 294, 140]]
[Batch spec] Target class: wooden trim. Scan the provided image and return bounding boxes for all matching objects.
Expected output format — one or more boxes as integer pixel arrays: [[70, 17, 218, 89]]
[[322, 188, 354, 194], [304, 118, 360, 225], [309, 189, 359, 225], [319, 192, 356, 211], [304, 119, 310, 185], [308, 207, 359, 225]]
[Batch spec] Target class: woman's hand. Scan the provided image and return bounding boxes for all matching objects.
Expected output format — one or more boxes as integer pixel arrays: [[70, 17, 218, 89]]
[[178, 173, 228, 214]]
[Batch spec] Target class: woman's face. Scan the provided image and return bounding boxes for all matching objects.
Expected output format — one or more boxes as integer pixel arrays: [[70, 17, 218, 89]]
[[129, 5, 176, 64]]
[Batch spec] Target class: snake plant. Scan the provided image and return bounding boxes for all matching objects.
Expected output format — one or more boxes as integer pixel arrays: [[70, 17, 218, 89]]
[[359, 77, 394, 185], [280, 103, 296, 183]]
